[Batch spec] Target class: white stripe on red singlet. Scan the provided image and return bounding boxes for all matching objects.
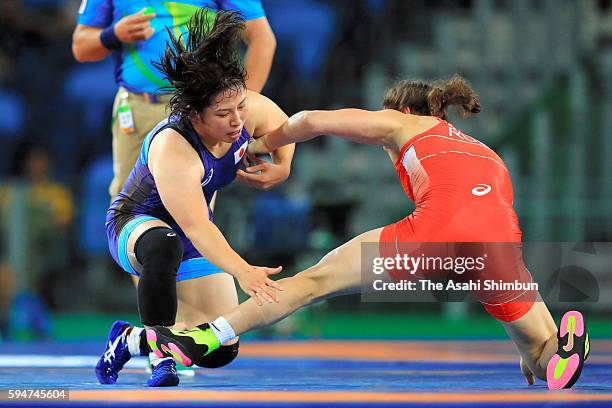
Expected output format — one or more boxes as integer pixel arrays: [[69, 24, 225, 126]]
[[418, 150, 509, 173], [410, 133, 485, 146]]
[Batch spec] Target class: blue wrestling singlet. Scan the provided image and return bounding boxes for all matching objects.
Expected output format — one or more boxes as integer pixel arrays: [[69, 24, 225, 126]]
[[105, 115, 250, 281]]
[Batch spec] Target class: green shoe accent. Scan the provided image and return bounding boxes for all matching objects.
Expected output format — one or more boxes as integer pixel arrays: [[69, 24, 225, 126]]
[[170, 327, 220, 356], [148, 340, 160, 354], [563, 316, 577, 352], [585, 333, 590, 358], [554, 357, 569, 380]]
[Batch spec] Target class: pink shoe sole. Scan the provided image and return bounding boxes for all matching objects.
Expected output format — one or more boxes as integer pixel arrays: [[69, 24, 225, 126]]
[[146, 329, 165, 359], [168, 342, 192, 367], [146, 328, 194, 367], [560, 311, 584, 338], [546, 311, 587, 390], [547, 354, 581, 390]]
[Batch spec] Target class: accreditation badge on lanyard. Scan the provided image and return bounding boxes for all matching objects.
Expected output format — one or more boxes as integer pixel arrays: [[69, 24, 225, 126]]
[[118, 91, 136, 134], [78, 0, 88, 14]]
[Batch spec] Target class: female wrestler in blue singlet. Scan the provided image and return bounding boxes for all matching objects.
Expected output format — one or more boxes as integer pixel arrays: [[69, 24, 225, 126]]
[[95, 9, 294, 387]]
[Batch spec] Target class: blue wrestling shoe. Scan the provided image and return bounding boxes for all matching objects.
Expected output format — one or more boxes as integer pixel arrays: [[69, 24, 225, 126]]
[[145, 356, 196, 377], [95, 320, 132, 384], [147, 358, 179, 387]]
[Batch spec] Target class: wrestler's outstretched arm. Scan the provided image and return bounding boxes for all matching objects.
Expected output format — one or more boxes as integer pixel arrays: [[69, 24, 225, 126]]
[[253, 109, 410, 151]]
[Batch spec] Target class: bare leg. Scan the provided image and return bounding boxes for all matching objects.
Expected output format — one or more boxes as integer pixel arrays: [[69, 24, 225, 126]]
[[501, 297, 558, 381], [176, 273, 239, 345], [225, 233, 558, 382], [224, 228, 384, 335]]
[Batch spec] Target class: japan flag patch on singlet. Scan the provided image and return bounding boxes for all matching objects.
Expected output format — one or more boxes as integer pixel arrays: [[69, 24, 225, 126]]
[[234, 140, 248, 164]]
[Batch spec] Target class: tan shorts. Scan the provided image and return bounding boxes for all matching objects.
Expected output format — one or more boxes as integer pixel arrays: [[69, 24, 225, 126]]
[[109, 87, 172, 200]]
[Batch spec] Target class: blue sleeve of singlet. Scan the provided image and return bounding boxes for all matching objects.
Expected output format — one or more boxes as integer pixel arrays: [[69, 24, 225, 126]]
[[77, 0, 113, 28], [218, 0, 266, 21]]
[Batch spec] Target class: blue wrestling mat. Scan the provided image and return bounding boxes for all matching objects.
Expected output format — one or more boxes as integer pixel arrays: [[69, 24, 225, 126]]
[[0, 340, 611, 407]]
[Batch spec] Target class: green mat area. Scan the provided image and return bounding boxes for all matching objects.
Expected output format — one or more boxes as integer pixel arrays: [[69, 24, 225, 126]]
[[49, 311, 612, 341]]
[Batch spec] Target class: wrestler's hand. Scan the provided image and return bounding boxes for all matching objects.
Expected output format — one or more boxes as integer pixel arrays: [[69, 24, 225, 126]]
[[520, 357, 535, 385], [235, 265, 283, 306], [236, 155, 290, 191]]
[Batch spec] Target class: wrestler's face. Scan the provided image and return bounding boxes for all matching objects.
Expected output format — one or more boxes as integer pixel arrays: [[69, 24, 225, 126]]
[[197, 87, 248, 143]]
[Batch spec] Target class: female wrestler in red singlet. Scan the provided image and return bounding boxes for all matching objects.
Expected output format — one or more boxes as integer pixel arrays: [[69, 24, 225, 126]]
[[148, 75, 588, 390]]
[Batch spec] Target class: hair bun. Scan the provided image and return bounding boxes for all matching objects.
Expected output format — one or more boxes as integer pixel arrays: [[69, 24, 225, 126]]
[[468, 97, 481, 113]]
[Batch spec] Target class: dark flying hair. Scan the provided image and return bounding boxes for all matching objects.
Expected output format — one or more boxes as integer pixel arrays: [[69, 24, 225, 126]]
[[382, 74, 480, 120], [154, 8, 247, 117]]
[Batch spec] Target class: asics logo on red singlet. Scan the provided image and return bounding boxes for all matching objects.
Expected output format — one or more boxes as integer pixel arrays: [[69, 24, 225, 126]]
[[471, 184, 491, 196]]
